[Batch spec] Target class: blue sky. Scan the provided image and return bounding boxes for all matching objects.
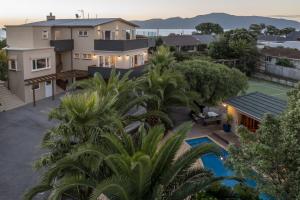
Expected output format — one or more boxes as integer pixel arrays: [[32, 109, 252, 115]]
[[1, 0, 300, 26]]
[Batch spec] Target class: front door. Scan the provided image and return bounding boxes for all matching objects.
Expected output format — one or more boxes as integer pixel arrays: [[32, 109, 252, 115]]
[[45, 80, 52, 98]]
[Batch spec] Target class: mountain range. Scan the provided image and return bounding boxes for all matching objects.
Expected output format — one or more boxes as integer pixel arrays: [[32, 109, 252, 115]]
[[132, 13, 300, 30]]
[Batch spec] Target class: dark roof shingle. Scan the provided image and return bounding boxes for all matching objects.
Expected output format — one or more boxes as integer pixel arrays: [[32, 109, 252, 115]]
[[225, 92, 287, 121], [162, 35, 201, 46]]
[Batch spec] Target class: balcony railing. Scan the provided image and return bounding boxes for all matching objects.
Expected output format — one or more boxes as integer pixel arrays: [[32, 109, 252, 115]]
[[94, 39, 150, 51], [88, 65, 148, 79], [50, 39, 74, 52]]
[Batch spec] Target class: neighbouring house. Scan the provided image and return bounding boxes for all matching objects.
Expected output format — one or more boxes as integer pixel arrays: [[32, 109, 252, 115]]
[[257, 31, 300, 50], [161, 35, 203, 52], [191, 34, 218, 46], [224, 92, 287, 132], [4, 13, 151, 105], [258, 47, 300, 84]]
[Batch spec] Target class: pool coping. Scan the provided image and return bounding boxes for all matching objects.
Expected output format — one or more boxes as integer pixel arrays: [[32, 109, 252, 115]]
[[185, 135, 229, 151]]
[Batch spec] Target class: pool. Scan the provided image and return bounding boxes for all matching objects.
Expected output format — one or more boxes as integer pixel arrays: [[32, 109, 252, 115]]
[[186, 137, 270, 200]]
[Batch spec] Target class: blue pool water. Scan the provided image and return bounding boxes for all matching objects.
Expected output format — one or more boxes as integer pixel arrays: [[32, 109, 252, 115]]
[[186, 137, 270, 200]]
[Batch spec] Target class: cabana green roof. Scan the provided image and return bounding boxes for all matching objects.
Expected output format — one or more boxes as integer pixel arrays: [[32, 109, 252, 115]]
[[225, 92, 287, 121]]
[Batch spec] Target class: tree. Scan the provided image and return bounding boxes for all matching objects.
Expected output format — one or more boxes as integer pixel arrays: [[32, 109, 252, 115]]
[[149, 45, 175, 71], [34, 71, 146, 169], [208, 29, 260, 75], [0, 39, 6, 49], [227, 84, 300, 199], [25, 123, 236, 200], [175, 59, 248, 106], [140, 65, 193, 128], [195, 23, 224, 35], [0, 50, 7, 81], [280, 27, 296, 36], [264, 25, 280, 35], [249, 24, 265, 35]]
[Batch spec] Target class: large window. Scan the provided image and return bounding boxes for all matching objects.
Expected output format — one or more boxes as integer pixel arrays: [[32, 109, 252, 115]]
[[99, 56, 116, 67], [32, 58, 50, 71], [9, 59, 17, 71]]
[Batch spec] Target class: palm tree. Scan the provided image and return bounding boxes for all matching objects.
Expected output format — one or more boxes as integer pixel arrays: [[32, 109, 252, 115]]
[[25, 122, 238, 200], [34, 71, 146, 169], [150, 45, 175, 72], [139, 66, 195, 128]]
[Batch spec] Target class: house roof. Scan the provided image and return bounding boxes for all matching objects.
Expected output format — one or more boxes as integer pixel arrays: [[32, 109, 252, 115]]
[[192, 34, 218, 45], [257, 35, 286, 42], [286, 31, 300, 41], [19, 18, 139, 28], [225, 92, 287, 121], [261, 47, 300, 60], [162, 35, 201, 46]]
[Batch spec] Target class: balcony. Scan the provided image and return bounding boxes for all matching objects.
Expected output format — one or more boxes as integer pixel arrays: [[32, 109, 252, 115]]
[[94, 39, 150, 51], [50, 39, 74, 52], [88, 65, 147, 79]]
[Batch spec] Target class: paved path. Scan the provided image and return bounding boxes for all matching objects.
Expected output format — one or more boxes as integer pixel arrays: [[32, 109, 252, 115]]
[[0, 95, 62, 200]]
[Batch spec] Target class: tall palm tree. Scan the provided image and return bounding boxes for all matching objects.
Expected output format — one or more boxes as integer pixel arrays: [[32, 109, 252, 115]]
[[34, 71, 145, 169], [25, 122, 238, 200], [140, 66, 195, 128], [150, 45, 175, 72]]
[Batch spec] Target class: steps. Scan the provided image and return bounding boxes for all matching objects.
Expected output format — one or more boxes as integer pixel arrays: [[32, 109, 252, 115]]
[[0, 82, 25, 112]]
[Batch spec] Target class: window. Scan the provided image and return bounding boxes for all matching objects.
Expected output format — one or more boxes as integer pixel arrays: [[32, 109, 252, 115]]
[[265, 56, 272, 62], [74, 53, 80, 59], [9, 59, 17, 71], [32, 58, 50, 71], [79, 30, 88, 37], [126, 30, 131, 40], [105, 31, 111, 40], [99, 56, 104, 67], [42, 30, 49, 40], [105, 56, 110, 66], [32, 83, 40, 90], [82, 54, 92, 60]]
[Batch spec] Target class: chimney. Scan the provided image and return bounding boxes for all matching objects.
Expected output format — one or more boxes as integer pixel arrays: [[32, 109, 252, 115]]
[[47, 12, 55, 21]]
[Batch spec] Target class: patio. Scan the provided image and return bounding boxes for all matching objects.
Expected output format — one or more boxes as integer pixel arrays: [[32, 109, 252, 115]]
[[170, 106, 240, 150]]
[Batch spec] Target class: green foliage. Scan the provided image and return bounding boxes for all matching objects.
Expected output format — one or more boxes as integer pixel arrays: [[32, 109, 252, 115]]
[[280, 27, 296, 36], [149, 45, 175, 71], [0, 50, 7, 81], [195, 23, 224, 35], [227, 84, 300, 199], [195, 183, 259, 200], [249, 24, 265, 36], [0, 39, 6, 49], [276, 58, 295, 68], [175, 59, 248, 106], [141, 65, 193, 128], [265, 25, 280, 36], [25, 123, 232, 200], [209, 29, 260, 75]]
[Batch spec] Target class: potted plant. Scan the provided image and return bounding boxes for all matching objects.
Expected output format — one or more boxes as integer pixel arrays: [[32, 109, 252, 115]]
[[223, 113, 233, 132]]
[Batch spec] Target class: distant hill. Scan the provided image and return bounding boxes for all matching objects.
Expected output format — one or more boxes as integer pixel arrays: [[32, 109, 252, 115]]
[[132, 13, 300, 29]]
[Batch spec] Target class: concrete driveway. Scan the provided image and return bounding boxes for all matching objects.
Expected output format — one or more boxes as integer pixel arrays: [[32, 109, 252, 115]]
[[0, 95, 62, 199]]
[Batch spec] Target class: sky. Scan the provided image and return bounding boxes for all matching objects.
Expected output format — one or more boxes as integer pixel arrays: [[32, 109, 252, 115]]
[[0, 0, 300, 27]]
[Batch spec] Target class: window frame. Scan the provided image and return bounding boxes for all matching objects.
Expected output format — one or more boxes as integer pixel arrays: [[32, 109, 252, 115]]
[[74, 53, 80, 59], [79, 30, 88, 37], [82, 54, 92, 60], [8, 59, 18, 71], [32, 57, 51, 72], [42, 30, 49, 40]]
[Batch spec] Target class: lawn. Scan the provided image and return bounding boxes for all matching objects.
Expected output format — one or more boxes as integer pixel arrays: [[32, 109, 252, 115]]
[[247, 79, 292, 101]]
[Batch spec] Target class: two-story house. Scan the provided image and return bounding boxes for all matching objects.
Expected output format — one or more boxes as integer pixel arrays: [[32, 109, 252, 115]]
[[5, 13, 150, 105]]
